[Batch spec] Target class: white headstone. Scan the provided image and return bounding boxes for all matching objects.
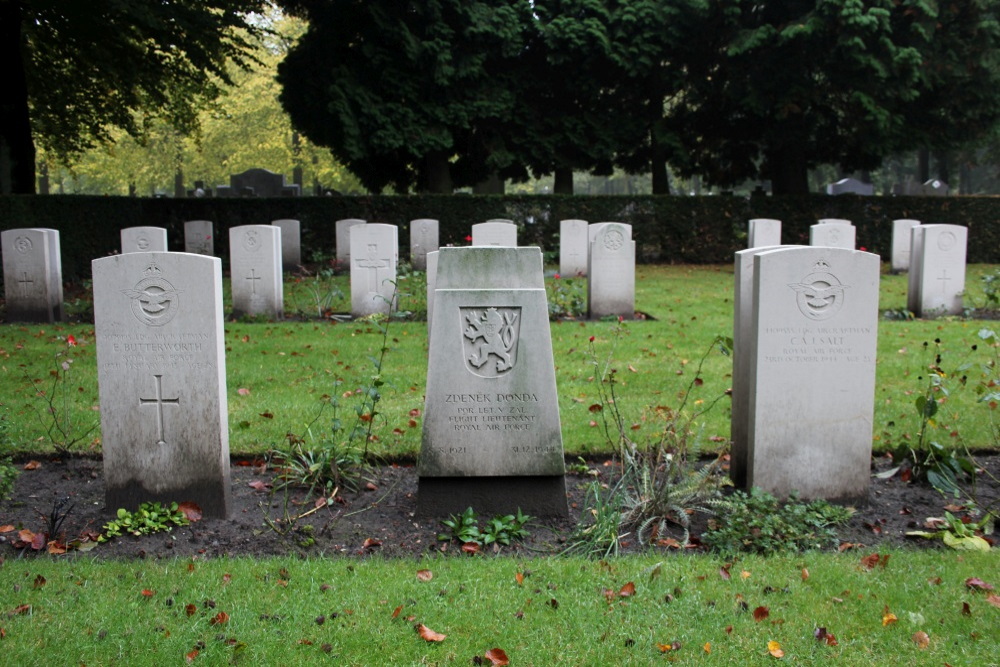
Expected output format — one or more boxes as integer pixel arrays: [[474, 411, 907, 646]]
[[826, 178, 874, 195], [426, 250, 439, 341], [906, 225, 925, 314], [350, 223, 398, 317], [271, 219, 302, 270], [335, 219, 366, 270], [730, 245, 804, 488], [2, 228, 60, 322], [587, 222, 635, 320], [409, 219, 439, 272], [890, 219, 920, 273], [92, 252, 231, 517], [743, 247, 879, 502], [748, 219, 781, 248], [809, 222, 856, 249], [229, 225, 283, 319], [559, 219, 589, 277], [33, 228, 65, 321], [184, 220, 214, 256], [908, 224, 967, 317], [418, 246, 566, 517], [471, 221, 517, 247], [121, 227, 168, 254]]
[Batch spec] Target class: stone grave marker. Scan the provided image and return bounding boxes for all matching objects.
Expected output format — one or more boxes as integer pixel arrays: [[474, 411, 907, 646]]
[[229, 168, 296, 197], [2, 228, 61, 322], [121, 227, 168, 254], [809, 220, 856, 249], [587, 222, 635, 320], [409, 218, 439, 271], [743, 246, 879, 502], [229, 225, 283, 319], [471, 221, 517, 247], [748, 218, 781, 248], [418, 246, 566, 517], [184, 220, 214, 256], [730, 244, 804, 489], [34, 228, 65, 321], [92, 252, 231, 517], [350, 223, 398, 317], [825, 178, 874, 195], [559, 219, 589, 277], [335, 218, 366, 269], [271, 219, 302, 270], [908, 224, 967, 317], [923, 179, 949, 196], [426, 250, 439, 341], [890, 219, 920, 273]]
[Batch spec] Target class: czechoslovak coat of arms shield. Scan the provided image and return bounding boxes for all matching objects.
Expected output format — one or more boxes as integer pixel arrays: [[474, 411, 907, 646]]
[[460, 307, 521, 378]]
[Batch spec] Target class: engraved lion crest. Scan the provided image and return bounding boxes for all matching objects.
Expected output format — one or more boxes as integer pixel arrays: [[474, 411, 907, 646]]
[[461, 307, 520, 377]]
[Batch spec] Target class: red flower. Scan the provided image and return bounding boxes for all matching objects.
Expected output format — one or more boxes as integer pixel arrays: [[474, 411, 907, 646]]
[[859, 246, 868, 251], [554, 273, 561, 279], [464, 235, 473, 242], [66, 335, 77, 347]]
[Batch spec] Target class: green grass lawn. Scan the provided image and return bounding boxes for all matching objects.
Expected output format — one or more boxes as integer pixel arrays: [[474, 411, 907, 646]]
[[2, 263, 997, 459], [0, 550, 996, 664]]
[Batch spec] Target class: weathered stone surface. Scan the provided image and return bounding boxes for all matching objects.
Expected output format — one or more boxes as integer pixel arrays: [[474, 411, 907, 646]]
[[559, 219, 589, 277], [744, 247, 879, 503], [587, 222, 635, 320], [350, 223, 398, 317], [908, 224, 967, 317], [229, 225, 283, 319], [183, 220, 214, 256], [471, 221, 517, 247], [809, 221, 856, 249], [890, 219, 920, 273], [92, 252, 231, 517], [335, 219, 366, 270], [271, 219, 302, 270], [418, 247, 566, 517], [121, 227, 168, 254], [748, 219, 781, 248], [2, 228, 61, 323], [409, 219, 439, 271]]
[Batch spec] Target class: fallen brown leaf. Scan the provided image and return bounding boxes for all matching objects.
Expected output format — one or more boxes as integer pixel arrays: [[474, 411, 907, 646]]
[[415, 623, 446, 642]]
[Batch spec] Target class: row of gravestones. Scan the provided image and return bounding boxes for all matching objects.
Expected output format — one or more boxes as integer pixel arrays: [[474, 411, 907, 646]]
[[747, 218, 969, 318], [84, 242, 887, 520], [825, 177, 950, 196]]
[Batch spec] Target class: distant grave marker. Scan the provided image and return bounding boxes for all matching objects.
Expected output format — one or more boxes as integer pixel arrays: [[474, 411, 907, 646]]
[[229, 225, 283, 319], [121, 227, 168, 254]]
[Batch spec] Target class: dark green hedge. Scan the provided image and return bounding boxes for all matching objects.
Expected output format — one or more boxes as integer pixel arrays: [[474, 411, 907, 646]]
[[1, 193, 997, 281]]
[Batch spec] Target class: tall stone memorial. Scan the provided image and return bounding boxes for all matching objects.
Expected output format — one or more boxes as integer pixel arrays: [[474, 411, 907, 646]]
[[741, 247, 879, 502], [271, 219, 302, 270], [409, 218, 439, 271], [350, 223, 398, 317], [890, 219, 920, 273], [335, 219, 366, 269], [587, 222, 635, 320], [559, 219, 589, 277], [418, 247, 567, 517], [748, 218, 781, 248], [92, 252, 231, 517], [908, 224, 967, 317], [184, 220, 214, 256], [230, 225, 283, 319], [2, 228, 62, 323], [121, 227, 168, 254], [471, 221, 517, 247]]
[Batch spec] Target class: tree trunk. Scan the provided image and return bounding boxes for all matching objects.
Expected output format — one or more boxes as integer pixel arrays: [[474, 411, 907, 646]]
[[472, 172, 504, 194], [933, 150, 950, 184], [765, 144, 810, 195], [917, 149, 930, 183], [553, 167, 573, 195], [0, 2, 36, 194], [419, 152, 453, 193], [650, 139, 671, 195]]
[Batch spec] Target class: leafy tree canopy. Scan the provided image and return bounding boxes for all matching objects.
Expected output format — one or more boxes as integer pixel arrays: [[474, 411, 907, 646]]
[[1, 0, 267, 194]]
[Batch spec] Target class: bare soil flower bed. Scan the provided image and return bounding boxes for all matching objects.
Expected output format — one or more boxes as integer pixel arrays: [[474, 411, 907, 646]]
[[2, 453, 998, 560]]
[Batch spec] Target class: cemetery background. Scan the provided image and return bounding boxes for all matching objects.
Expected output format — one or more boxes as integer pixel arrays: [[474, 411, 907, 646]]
[[0, 260, 998, 559]]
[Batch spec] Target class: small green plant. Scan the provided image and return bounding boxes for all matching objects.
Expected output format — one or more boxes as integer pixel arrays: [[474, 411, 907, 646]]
[[562, 481, 625, 558], [437, 507, 483, 545], [287, 263, 344, 317], [702, 488, 853, 555], [547, 273, 586, 319], [24, 333, 98, 454], [100, 502, 189, 541], [906, 510, 995, 551], [981, 266, 1000, 310], [437, 507, 533, 547], [884, 338, 979, 497]]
